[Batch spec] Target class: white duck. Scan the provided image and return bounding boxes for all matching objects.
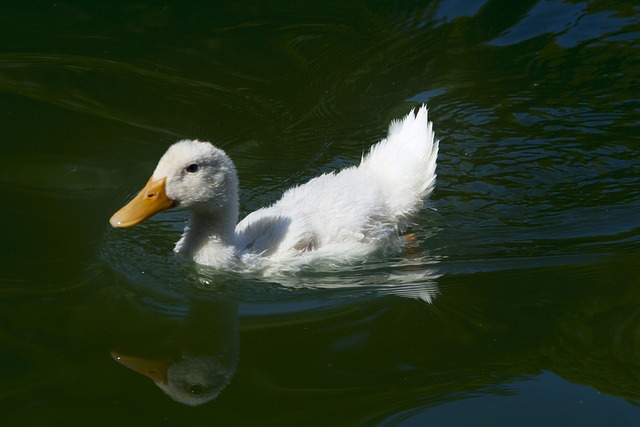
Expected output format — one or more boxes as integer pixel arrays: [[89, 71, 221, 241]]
[[110, 106, 438, 272]]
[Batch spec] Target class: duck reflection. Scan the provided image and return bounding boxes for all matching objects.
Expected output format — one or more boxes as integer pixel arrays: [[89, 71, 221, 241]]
[[112, 297, 238, 407]]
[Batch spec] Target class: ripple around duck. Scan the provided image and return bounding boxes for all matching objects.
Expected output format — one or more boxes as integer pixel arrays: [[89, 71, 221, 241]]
[[100, 213, 443, 315], [0, 52, 281, 141]]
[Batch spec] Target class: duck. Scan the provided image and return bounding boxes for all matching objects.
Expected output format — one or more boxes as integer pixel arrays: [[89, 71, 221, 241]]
[[111, 298, 239, 407], [110, 105, 438, 272]]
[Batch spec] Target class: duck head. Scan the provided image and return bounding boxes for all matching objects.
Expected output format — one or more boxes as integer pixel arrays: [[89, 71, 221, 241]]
[[110, 140, 239, 228]]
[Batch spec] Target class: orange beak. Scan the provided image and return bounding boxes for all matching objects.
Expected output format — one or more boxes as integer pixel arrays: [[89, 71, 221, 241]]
[[111, 349, 173, 384], [110, 177, 175, 228]]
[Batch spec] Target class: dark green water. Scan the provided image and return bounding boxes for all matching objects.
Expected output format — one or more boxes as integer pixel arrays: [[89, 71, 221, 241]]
[[2, 1, 640, 425]]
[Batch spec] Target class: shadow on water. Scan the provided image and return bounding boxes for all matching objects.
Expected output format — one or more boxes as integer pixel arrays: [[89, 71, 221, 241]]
[[85, 252, 640, 426], [97, 216, 442, 407], [93, 214, 640, 418], [111, 297, 239, 407]]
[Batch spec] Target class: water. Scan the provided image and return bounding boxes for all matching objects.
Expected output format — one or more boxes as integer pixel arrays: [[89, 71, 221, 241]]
[[1, 1, 640, 425]]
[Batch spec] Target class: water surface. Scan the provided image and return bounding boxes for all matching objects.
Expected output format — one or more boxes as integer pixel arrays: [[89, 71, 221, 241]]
[[1, 1, 639, 425]]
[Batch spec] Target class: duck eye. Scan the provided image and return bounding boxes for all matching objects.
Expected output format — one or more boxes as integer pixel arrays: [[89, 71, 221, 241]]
[[186, 163, 199, 173], [188, 384, 207, 395]]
